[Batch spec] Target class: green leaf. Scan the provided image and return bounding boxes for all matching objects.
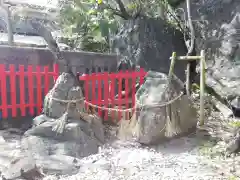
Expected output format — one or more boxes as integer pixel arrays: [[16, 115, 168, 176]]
[[87, 9, 98, 15], [127, 2, 137, 10]]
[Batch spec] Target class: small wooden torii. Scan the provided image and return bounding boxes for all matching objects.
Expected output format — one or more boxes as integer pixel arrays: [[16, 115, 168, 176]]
[[169, 50, 206, 126]]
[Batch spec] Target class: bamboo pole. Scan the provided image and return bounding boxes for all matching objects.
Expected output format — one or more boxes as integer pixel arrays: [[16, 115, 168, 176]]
[[199, 50, 205, 126], [170, 56, 201, 60], [168, 52, 177, 79]]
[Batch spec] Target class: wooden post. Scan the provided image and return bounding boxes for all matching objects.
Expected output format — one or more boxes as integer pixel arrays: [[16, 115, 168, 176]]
[[186, 63, 191, 96], [168, 52, 177, 80], [199, 50, 205, 126]]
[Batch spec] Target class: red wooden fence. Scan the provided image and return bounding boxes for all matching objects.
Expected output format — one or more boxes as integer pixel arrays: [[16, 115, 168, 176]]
[[80, 69, 146, 120], [0, 64, 59, 119], [0, 64, 146, 121]]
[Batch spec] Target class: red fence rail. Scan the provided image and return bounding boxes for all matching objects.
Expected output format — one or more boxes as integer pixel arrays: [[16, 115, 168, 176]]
[[0, 64, 146, 121]]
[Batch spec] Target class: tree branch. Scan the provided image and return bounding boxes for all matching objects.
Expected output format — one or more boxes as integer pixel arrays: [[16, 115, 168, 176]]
[[28, 20, 79, 80], [99, 0, 131, 19], [186, 0, 195, 55], [105, 4, 130, 19], [185, 0, 196, 96], [115, 0, 130, 19]]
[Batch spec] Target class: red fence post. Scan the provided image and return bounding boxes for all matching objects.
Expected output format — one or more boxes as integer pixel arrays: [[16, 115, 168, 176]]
[[91, 73, 96, 110], [9, 65, 17, 118], [131, 73, 136, 115], [0, 64, 8, 118], [53, 64, 59, 83], [110, 74, 116, 120], [117, 71, 123, 121], [19, 65, 26, 116], [27, 65, 34, 116], [44, 66, 49, 96], [97, 74, 102, 117], [82, 75, 89, 112], [36, 66, 42, 115], [103, 72, 109, 120], [124, 70, 129, 120]]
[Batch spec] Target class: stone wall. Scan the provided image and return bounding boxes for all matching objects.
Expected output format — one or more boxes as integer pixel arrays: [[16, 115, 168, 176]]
[[0, 45, 118, 118]]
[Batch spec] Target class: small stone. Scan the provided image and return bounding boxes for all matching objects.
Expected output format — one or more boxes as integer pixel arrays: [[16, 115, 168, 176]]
[[226, 136, 240, 154], [0, 136, 5, 143], [2, 156, 43, 180]]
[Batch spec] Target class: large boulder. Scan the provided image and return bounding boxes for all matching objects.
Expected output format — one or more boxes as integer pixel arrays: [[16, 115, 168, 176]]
[[178, 0, 240, 100], [21, 115, 104, 159], [112, 16, 188, 81], [118, 71, 197, 145], [21, 73, 105, 176]]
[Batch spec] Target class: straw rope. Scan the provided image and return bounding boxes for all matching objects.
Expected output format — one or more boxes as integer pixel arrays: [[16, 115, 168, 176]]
[[47, 91, 184, 113]]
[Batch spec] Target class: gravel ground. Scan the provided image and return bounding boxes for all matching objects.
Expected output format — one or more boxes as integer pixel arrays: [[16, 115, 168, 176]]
[[0, 123, 237, 180], [42, 137, 230, 180], [42, 93, 240, 180]]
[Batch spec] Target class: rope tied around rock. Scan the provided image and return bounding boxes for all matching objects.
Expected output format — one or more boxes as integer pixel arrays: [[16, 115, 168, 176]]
[[45, 88, 184, 135], [47, 91, 184, 113]]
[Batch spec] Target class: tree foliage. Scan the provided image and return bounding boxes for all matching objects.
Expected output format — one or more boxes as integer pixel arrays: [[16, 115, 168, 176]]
[[59, 0, 184, 52]]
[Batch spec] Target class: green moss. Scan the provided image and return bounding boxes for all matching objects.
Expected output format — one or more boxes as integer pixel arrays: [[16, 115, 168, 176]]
[[228, 176, 238, 180], [229, 121, 240, 127]]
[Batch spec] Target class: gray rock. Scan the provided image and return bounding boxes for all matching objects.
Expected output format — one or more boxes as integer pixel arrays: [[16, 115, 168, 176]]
[[2, 155, 43, 180], [112, 16, 187, 81], [43, 73, 84, 119], [226, 128, 240, 153], [118, 71, 197, 144], [32, 114, 52, 127], [22, 118, 104, 158], [25, 117, 104, 143], [178, 0, 240, 99], [36, 154, 80, 175]]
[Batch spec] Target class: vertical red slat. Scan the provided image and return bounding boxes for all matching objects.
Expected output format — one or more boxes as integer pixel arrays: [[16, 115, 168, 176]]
[[28, 65, 34, 116], [36, 66, 42, 115], [91, 73, 96, 106], [44, 66, 49, 95], [53, 64, 59, 82], [132, 73, 136, 114], [83, 75, 89, 112], [0, 64, 8, 118], [19, 65, 26, 116], [110, 74, 116, 120], [118, 71, 123, 121], [125, 71, 129, 120], [103, 72, 109, 120], [97, 74, 102, 117], [9, 65, 17, 117]]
